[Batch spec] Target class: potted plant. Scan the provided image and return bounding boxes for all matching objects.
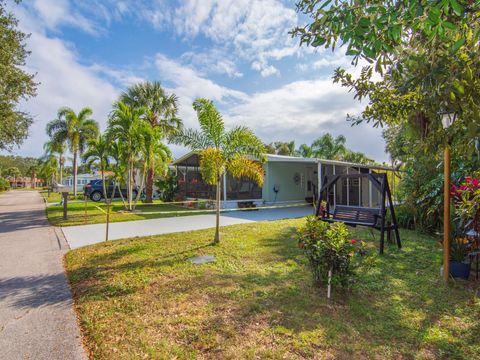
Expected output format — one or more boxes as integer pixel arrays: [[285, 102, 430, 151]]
[[449, 237, 471, 280]]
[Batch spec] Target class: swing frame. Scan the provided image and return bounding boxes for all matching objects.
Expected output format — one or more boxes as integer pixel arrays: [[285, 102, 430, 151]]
[[315, 172, 401, 254]]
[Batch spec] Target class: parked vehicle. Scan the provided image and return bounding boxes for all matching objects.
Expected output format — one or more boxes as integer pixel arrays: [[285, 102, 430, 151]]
[[84, 180, 138, 202]]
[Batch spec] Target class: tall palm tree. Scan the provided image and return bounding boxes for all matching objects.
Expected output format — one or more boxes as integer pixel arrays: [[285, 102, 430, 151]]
[[46, 107, 99, 197], [107, 101, 144, 211], [175, 98, 265, 244], [83, 134, 111, 203], [120, 81, 182, 203], [43, 139, 66, 183]]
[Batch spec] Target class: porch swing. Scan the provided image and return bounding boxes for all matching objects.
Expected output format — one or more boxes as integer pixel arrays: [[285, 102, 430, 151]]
[[314, 172, 401, 254]]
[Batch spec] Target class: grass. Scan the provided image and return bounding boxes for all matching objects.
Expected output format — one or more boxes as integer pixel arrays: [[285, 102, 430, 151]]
[[40, 190, 84, 203], [65, 219, 480, 359], [47, 200, 208, 227]]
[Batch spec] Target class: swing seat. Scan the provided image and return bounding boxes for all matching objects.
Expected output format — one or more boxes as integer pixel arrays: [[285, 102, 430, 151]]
[[322, 205, 381, 228]]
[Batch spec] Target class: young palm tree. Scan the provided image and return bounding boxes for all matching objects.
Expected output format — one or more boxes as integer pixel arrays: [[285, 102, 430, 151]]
[[175, 98, 265, 244], [107, 101, 144, 211], [120, 81, 182, 203], [43, 139, 66, 183], [82, 134, 111, 203], [46, 107, 99, 197]]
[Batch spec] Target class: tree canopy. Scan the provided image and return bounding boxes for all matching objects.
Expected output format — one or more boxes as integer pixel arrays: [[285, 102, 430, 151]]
[[292, 0, 480, 150], [0, 0, 36, 150]]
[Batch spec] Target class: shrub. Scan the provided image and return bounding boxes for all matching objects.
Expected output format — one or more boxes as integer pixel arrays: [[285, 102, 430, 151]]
[[297, 216, 364, 288], [155, 170, 178, 202], [392, 204, 415, 229], [0, 177, 10, 192]]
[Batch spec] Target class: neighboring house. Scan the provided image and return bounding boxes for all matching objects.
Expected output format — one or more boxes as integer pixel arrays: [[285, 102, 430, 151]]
[[7, 176, 43, 189], [173, 152, 396, 209], [62, 173, 99, 192]]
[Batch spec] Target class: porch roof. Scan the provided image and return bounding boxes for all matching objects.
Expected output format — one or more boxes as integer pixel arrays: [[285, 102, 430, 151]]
[[172, 151, 396, 172]]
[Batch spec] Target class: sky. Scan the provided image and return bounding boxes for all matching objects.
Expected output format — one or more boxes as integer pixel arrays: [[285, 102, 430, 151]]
[[4, 0, 389, 162]]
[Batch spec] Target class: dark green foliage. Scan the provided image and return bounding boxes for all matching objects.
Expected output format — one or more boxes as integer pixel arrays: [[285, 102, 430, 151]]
[[0, 177, 9, 191], [297, 216, 362, 287], [0, 0, 37, 150], [0, 155, 39, 176], [154, 169, 178, 202]]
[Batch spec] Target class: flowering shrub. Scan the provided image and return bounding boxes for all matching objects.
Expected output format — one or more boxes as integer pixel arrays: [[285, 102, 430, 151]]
[[297, 216, 365, 287], [451, 173, 480, 234]]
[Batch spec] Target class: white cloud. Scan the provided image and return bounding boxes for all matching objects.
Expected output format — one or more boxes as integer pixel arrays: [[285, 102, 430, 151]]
[[29, 0, 101, 35], [225, 79, 387, 161], [166, 0, 299, 77], [181, 51, 243, 79], [153, 55, 387, 161]]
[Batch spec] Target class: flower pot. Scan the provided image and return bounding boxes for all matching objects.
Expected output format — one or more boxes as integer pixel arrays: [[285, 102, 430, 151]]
[[449, 261, 471, 280]]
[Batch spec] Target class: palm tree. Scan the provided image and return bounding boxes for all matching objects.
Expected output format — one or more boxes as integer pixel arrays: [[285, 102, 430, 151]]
[[108, 141, 127, 207], [27, 164, 39, 189], [43, 139, 66, 183], [39, 156, 58, 188], [120, 81, 182, 203], [132, 125, 172, 209], [298, 143, 313, 158], [83, 134, 111, 203], [175, 98, 265, 244], [46, 107, 99, 197], [107, 101, 144, 211], [342, 150, 374, 164], [310, 133, 347, 159]]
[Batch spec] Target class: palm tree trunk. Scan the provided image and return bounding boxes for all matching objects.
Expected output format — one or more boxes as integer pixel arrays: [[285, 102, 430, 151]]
[[145, 166, 155, 203], [73, 150, 78, 198], [59, 156, 63, 183], [214, 177, 221, 244], [117, 181, 126, 208], [101, 165, 107, 205], [127, 157, 133, 211], [133, 167, 147, 210]]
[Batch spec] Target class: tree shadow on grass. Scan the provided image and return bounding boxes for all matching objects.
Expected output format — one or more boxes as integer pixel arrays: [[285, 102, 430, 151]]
[[67, 225, 478, 358]]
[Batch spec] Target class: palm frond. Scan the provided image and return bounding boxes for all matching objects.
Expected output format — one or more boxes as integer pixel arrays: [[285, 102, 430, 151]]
[[224, 126, 266, 162], [172, 128, 212, 150], [192, 98, 224, 147], [227, 156, 264, 186]]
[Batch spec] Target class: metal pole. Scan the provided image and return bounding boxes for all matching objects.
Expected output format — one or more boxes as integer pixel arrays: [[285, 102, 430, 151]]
[[443, 145, 450, 283], [62, 192, 68, 220]]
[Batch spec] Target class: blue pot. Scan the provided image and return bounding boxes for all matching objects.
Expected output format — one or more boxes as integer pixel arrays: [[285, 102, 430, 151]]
[[449, 261, 471, 280]]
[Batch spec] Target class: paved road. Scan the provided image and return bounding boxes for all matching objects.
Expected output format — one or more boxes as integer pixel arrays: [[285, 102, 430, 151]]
[[63, 205, 313, 249], [0, 191, 87, 360]]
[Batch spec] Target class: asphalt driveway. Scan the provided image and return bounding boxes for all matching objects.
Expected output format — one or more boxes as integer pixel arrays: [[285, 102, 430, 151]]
[[0, 190, 86, 359]]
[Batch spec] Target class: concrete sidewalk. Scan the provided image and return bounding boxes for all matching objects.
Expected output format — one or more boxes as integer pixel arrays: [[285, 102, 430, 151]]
[[62, 205, 313, 249], [0, 190, 86, 360]]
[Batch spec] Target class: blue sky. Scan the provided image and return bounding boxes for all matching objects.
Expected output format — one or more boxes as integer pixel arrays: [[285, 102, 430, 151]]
[[5, 0, 388, 162]]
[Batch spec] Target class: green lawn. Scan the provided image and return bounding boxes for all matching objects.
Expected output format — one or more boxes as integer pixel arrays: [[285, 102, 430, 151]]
[[65, 219, 480, 359], [47, 201, 208, 226], [40, 190, 85, 203]]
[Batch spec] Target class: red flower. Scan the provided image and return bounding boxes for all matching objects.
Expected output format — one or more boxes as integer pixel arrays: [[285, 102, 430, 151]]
[[351, 239, 357, 245]]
